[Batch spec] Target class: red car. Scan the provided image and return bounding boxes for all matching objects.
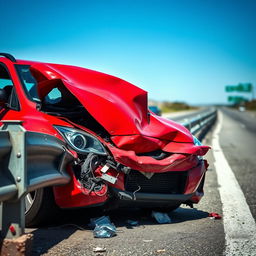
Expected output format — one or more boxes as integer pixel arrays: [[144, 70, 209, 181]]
[[0, 53, 209, 227]]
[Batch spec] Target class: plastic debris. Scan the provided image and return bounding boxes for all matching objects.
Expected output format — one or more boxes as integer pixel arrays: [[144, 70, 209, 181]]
[[90, 216, 111, 227], [93, 223, 116, 238], [152, 211, 172, 224], [156, 249, 166, 253], [143, 240, 153, 243], [90, 216, 117, 238], [209, 212, 222, 219], [126, 219, 139, 226], [93, 247, 106, 253]]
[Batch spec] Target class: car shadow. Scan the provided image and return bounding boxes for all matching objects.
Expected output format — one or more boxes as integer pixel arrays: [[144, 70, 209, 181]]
[[168, 207, 209, 223], [30, 227, 76, 255], [107, 207, 209, 228]]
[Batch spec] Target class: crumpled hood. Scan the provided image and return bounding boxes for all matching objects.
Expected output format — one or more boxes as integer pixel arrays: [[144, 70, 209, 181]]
[[30, 63, 209, 156]]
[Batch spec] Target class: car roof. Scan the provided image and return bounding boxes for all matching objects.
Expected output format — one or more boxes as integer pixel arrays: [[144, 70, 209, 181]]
[[0, 56, 39, 65]]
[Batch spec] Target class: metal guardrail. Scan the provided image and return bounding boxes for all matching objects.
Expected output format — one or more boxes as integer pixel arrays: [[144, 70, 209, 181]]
[[179, 108, 217, 138], [0, 122, 27, 239], [0, 121, 71, 240]]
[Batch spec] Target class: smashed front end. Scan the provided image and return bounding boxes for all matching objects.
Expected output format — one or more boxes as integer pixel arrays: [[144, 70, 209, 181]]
[[31, 62, 210, 209]]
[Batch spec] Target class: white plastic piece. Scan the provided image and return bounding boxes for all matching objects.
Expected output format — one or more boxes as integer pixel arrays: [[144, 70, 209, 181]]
[[101, 174, 117, 184], [101, 165, 110, 173]]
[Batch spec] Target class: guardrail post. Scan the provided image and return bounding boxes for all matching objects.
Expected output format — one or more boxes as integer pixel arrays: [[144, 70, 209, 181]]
[[184, 118, 191, 131], [0, 121, 33, 255], [197, 114, 202, 129], [0, 199, 25, 238]]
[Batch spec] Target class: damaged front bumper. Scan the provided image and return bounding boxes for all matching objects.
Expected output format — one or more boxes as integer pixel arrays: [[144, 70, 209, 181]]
[[110, 159, 207, 207], [53, 150, 207, 209]]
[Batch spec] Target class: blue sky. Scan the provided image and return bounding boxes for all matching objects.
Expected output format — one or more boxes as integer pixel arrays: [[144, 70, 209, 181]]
[[1, 0, 255, 104]]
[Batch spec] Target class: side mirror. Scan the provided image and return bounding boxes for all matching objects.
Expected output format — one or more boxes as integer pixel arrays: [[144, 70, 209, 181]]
[[0, 88, 8, 106]]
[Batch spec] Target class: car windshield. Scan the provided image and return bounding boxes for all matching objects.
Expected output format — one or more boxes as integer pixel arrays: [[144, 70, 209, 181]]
[[15, 64, 40, 102]]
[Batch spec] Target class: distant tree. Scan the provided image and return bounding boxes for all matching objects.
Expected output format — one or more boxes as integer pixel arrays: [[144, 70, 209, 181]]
[[161, 101, 192, 112]]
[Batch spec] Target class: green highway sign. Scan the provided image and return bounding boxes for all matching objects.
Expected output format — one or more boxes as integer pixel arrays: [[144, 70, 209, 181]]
[[226, 86, 236, 92], [228, 96, 249, 103], [225, 83, 253, 93]]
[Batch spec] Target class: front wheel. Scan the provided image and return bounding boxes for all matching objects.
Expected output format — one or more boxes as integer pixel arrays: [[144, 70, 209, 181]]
[[25, 187, 59, 227]]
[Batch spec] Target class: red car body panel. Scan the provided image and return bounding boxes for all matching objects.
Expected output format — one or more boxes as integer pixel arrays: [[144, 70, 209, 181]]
[[30, 63, 194, 140], [0, 56, 210, 210]]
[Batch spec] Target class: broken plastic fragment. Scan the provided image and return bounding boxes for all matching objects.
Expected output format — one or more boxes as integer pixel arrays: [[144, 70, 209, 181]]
[[100, 164, 110, 173], [91, 216, 116, 238], [143, 240, 153, 243], [156, 249, 166, 253], [126, 219, 139, 226], [93, 247, 106, 253], [208, 212, 222, 219], [101, 173, 117, 184], [90, 216, 111, 227], [93, 223, 116, 238], [152, 211, 171, 224]]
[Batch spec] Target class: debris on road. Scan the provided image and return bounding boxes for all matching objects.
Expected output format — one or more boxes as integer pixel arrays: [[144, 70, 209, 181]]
[[152, 211, 172, 224], [143, 240, 153, 243], [90, 216, 117, 238], [90, 216, 112, 227], [209, 212, 222, 219], [126, 219, 139, 226], [156, 249, 166, 253], [93, 247, 107, 253]]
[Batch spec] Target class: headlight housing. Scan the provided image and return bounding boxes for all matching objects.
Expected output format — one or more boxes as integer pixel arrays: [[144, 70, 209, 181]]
[[55, 126, 107, 155]]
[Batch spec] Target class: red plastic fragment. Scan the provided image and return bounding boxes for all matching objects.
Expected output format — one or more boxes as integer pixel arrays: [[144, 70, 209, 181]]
[[209, 212, 222, 219], [9, 225, 16, 235]]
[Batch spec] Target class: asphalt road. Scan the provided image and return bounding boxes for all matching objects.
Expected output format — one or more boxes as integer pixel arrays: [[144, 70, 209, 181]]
[[219, 107, 256, 219], [27, 107, 256, 256]]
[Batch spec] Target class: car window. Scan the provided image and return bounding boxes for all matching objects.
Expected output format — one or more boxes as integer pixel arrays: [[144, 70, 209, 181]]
[[45, 88, 62, 104], [0, 63, 20, 110], [15, 64, 40, 102], [0, 64, 13, 89]]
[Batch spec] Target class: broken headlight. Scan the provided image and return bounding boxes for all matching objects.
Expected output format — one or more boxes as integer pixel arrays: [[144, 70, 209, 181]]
[[55, 126, 107, 155]]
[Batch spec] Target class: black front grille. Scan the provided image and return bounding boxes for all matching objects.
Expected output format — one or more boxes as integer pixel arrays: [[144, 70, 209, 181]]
[[125, 170, 187, 194]]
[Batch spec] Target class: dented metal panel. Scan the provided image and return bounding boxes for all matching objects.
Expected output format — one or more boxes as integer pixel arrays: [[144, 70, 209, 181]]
[[0, 123, 72, 195]]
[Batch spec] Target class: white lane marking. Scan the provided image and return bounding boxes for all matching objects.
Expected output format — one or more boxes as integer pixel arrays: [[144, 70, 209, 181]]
[[212, 111, 256, 255]]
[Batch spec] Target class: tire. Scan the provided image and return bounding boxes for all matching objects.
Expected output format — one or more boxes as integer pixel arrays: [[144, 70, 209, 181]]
[[25, 187, 60, 227]]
